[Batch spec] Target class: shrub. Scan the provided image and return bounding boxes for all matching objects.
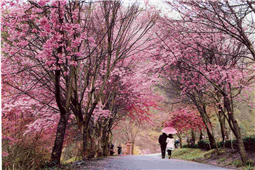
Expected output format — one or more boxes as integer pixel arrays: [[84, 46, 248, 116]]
[[220, 139, 238, 149], [198, 139, 211, 150], [243, 135, 255, 151], [62, 142, 83, 163], [2, 133, 51, 170], [182, 144, 199, 149], [218, 135, 255, 152], [182, 145, 188, 148], [193, 144, 199, 148]]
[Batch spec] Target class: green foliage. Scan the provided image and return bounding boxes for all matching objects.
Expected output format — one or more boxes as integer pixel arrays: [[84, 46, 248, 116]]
[[246, 159, 254, 166], [242, 165, 255, 170], [242, 159, 255, 170], [232, 160, 243, 167]]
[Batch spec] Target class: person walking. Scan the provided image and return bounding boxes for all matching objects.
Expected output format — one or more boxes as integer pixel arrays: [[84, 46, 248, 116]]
[[110, 143, 114, 155], [117, 145, 122, 155], [187, 136, 190, 148], [175, 139, 179, 148], [166, 134, 175, 159], [158, 133, 167, 159]]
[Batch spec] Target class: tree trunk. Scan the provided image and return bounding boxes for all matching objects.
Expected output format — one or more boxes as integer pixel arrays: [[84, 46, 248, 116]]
[[206, 127, 215, 149], [191, 129, 196, 147], [177, 133, 182, 148], [96, 132, 103, 158], [89, 135, 95, 158], [219, 113, 227, 146], [132, 141, 135, 155], [196, 103, 216, 149], [102, 129, 110, 156], [51, 67, 69, 165], [210, 123, 219, 154], [82, 126, 90, 158], [224, 96, 247, 163], [51, 114, 68, 165], [199, 131, 203, 140], [218, 104, 227, 143], [230, 115, 247, 163]]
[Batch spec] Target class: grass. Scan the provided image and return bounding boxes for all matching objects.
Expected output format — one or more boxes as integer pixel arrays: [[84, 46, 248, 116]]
[[171, 148, 215, 161], [172, 148, 255, 170], [232, 160, 242, 167], [242, 160, 255, 170], [242, 164, 255, 170], [217, 157, 227, 164], [62, 156, 82, 164]]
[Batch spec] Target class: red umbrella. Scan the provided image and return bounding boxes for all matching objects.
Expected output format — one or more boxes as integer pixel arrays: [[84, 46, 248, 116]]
[[162, 127, 177, 135]]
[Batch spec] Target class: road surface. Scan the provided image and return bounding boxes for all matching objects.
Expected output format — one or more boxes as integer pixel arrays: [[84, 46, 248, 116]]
[[72, 153, 229, 170]]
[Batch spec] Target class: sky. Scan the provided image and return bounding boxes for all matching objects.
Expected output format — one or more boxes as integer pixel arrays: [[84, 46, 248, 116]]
[[122, 0, 181, 19]]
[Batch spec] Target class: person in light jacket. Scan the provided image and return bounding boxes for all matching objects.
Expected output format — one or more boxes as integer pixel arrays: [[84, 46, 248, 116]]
[[166, 134, 175, 159]]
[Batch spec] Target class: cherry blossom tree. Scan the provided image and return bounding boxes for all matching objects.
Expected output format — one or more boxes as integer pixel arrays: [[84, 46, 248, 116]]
[[1, 81, 58, 168], [152, 2, 255, 162], [1, 0, 158, 165], [164, 107, 206, 148], [167, 0, 255, 60], [157, 71, 219, 150]]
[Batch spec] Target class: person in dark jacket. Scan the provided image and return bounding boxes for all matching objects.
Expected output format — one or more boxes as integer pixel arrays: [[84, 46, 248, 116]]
[[110, 143, 114, 155], [175, 139, 180, 148], [117, 145, 122, 155], [158, 133, 167, 159]]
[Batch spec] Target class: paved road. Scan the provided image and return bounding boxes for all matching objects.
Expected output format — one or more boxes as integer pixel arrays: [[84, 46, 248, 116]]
[[73, 153, 229, 170]]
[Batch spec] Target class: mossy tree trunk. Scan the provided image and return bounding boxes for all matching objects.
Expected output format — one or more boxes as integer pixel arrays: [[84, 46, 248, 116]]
[[224, 95, 247, 163]]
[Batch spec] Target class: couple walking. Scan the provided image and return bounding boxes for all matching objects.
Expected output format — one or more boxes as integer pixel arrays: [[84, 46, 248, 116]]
[[158, 133, 175, 159]]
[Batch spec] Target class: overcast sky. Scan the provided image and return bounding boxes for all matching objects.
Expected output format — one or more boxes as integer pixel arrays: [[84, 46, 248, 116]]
[[122, 0, 180, 19]]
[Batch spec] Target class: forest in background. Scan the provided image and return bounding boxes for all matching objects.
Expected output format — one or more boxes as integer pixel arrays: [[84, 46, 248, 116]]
[[112, 86, 255, 155]]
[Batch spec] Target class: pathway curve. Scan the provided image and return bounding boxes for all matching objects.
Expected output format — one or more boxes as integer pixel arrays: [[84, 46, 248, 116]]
[[71, 153, 229, 170]]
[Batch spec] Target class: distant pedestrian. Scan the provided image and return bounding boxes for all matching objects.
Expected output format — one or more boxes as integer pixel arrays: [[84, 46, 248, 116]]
[[166, 134, 175, 159], [158, 133, 167, 159], [117, 145, 122, 155], [175, 139, 179, 148], [110, 143, 114, 155], [187, 136, 190, 147], [190, 138, 195, 148]]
